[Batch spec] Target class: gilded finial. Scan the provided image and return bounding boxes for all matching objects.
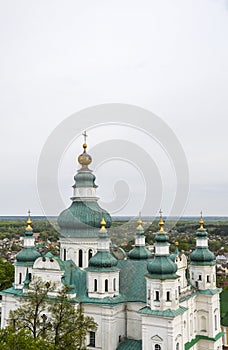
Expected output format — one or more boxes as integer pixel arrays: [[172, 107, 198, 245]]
[[158, 209, 164, 233], [26, 210, 32, 231], [199, 211, 204, 230], [175, 241, 179, 246], [137, 212, 143, 231], [82, 131, 88, 151], [100, 213, 107, 233]]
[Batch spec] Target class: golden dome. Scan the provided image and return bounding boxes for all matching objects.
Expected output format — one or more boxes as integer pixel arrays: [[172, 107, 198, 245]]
[[78, 143, 92, 169]]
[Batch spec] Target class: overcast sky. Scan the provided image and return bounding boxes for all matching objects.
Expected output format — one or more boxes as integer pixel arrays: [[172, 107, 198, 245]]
[[0, 0, 228, 217]]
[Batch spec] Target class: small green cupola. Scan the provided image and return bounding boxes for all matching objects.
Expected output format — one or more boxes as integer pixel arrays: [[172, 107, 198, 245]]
[[189, 213, 217, 290], [147, 211, 177, 279], [15, 211, 41, 265], [58, 133, 112, 239], [145, 211, 180, 312], [87, 217, 120, 299], [88, 217, 118, 270], [128, 215, 152, 260], [190, 213, 215, 266], [14, 212, 40, 289], [170, 242, 179, 262], [190, 212, 215, 265]]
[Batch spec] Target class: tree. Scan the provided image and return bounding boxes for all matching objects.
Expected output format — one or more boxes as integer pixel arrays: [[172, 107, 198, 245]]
[[48, 286, 97, 350], [0, 258, 14, 290], [9, 277, 55, 338], [0, 326, 54, 350], [9, 278, 97, 349]]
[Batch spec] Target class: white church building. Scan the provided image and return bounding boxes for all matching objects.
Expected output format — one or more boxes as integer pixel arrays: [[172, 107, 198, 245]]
[[0, 139, 224, 350]]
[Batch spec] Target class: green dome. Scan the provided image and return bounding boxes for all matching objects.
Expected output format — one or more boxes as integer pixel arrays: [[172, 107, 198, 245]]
[[128, 246, 152, 260], [88, 251, 118, 270], [147, 256, 178, 278], [190, 247, 215, 265], [155, 233, 169, 243], [73, 171, 97, 188], [16, 247, 41, 263], [58, 201, 112, 236], [190, 227, 215, 265]]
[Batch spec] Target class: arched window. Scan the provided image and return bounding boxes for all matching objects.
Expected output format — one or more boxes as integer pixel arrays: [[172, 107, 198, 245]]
[[79, 249, 83, 268], [28, 273, 32, 281], [215, 315, 218, 330], [155, 345, 161, 350], [200, 316, 206, 331], [105, 279, 108, 292], [19, 273, 22, 284], [113, 278, 116, 291], [176, 344, 180, 350], [94, 279, 97, 292], [88, 249, 93, 263], [148, 289, 151, 300], [63, 249, 66, 261]]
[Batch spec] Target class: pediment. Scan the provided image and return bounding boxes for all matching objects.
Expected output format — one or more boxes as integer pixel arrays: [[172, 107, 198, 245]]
[[151, 335, 163, 342]]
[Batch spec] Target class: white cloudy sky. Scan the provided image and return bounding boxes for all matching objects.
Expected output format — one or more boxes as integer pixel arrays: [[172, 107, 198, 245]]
[[0, 0, 228, 216]]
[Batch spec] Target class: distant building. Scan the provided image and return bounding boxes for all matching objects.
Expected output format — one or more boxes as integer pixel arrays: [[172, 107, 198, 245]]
[[0, 139, 224, 350]]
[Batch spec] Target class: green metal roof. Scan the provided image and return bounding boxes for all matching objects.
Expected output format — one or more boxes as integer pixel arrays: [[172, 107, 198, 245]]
[[184, 332, 224, 350], [190, 227, 215, 265], [116, 339, 142, 350], [155, 233, 169, 243], [117, 259, 149, 303], [16, 247, 41, 263], [170, 246, 179, 262], [138, 305, 187, 317], [79, 294, 125, 305], [73, 170, 97, 188], [128, 246, 152, 260], [190, 247, 215, 265], [198, 288, 221, 296], [58, 201, 112, 238], [87, 253, 119, 269], [0, 286, 23, 297], [147, 255, 178, 278]]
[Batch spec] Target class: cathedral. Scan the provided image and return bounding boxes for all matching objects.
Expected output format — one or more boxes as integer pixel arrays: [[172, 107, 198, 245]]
[[0, 137, 224, 350]]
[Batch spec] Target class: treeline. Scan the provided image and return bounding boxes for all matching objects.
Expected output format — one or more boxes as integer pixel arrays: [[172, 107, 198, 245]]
[[0, 220, 59, 242], [1, 218, 228, 254]]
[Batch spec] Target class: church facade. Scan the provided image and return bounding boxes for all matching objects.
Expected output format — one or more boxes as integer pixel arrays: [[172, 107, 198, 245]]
[[0, 139, 224, 350]]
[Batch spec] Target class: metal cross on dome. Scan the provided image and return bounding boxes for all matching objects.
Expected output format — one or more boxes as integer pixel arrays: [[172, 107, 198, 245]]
[[82, 131, 88, 144]]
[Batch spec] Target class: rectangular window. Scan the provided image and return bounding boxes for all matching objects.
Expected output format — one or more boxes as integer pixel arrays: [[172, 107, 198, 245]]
[[148, 289, 151, 300], [192, 272, 194, 280], [89, 331, 95, 347], [167, 291, 171, 301], [155, 291, 160, 301], [207, 275, 210, 283]]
